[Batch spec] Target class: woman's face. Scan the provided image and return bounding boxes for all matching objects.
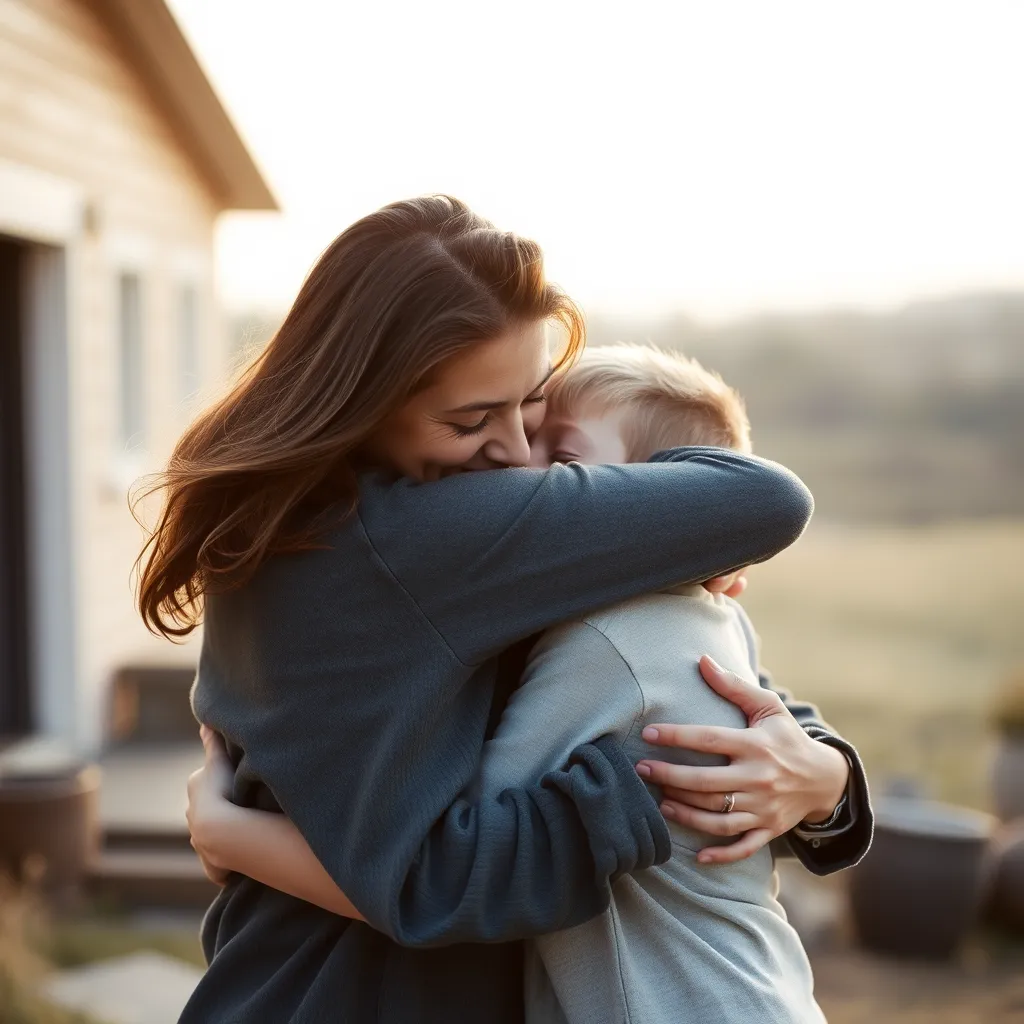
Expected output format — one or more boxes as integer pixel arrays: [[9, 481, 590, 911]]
[[364, 320, 553, 482]]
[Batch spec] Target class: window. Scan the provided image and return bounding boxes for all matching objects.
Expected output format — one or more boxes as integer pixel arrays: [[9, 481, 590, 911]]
[[178, 283, 200, 406], [117, 272, 144, 447]]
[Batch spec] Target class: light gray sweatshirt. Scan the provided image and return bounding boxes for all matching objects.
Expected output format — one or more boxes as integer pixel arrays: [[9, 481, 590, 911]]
[[473, 586, 826, 1024]]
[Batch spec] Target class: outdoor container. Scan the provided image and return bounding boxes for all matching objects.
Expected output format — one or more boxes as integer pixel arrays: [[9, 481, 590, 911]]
[[848, 797, 996, 959], [989, 821, 1024, 934], [0, 756, 101, 892], [991, 736, 1024, 822]]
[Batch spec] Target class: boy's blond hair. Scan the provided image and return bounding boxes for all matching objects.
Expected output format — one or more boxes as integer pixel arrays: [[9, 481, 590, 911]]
[[551, 343, 751, 459]]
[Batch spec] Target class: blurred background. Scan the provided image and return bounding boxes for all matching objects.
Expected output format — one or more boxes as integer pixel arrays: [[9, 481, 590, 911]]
[[0, 1, 1022, 1022]]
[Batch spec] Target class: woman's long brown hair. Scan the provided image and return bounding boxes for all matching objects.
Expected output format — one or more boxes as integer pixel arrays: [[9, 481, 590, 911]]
[[135, 196, 584, 639]]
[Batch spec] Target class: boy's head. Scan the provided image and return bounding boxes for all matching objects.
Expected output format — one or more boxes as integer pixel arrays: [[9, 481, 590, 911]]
[[529, 343, 751, 467]]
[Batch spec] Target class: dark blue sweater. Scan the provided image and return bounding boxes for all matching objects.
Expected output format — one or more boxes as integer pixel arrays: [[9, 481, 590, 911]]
[[181, 450, 863, 1023]]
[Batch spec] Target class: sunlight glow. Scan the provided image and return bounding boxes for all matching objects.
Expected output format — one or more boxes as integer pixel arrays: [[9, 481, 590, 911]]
[[168, 0, 1024, 320]]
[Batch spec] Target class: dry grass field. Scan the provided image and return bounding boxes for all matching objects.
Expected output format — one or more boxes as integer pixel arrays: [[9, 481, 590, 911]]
[[740, 519, 1024, 810]]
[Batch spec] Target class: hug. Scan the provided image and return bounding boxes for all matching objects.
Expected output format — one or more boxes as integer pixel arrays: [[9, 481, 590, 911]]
[[136, 195, 873, 1023]]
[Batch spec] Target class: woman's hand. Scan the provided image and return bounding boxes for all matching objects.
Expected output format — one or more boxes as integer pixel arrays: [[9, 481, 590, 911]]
[[636, 656, 849, 865], [186, 725, 243, 886]]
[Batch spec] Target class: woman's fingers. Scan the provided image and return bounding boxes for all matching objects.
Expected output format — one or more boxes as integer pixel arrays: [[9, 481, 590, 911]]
[[661, 801, 759, 836], [639, 722, 756, 757], [701, 572, 741, 595], [662, 788, 749, 814], [697, 656, 785, 723], [636, 759, 753, 792], [697, 828, 774, 865]]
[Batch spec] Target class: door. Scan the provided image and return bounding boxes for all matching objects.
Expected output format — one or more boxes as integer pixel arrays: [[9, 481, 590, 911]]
[[0, 236, 31, 737]]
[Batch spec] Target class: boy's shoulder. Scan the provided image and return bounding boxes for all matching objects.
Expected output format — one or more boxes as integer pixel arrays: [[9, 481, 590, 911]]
[[538, 587, 743, 662], [582, 585, 732, 630]]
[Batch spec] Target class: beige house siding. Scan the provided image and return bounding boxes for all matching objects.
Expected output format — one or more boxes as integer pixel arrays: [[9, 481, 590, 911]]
[[0, 0, 236, 750]]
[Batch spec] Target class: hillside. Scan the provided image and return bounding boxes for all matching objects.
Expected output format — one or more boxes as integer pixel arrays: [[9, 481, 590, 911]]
[[231, 289, 1024, 522]]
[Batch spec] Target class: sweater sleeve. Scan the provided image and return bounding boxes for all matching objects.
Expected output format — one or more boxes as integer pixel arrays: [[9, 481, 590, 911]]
[[361, 448, 814, 665], [198, 450, 809, 950], [381, 735, 670, 947], [201, 561, 670, 950]]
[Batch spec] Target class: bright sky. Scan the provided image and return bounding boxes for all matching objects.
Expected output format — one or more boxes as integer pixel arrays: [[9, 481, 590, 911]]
[[168, 0, 1024, 321]]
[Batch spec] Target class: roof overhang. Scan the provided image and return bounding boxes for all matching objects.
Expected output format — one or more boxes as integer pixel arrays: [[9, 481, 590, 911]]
[[95, 0, 278, 211]]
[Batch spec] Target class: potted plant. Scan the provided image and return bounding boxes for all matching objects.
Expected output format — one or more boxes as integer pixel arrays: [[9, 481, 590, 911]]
[[848, 797, 996, 959], [991, 668, 1024, 822]]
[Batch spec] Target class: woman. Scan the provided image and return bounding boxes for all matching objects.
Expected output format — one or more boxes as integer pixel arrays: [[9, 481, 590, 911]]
[[138, 196, 868, 1023]]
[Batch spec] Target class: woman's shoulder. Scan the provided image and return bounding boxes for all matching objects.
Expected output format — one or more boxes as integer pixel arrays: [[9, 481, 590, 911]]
[[203, 507, 379, 620]]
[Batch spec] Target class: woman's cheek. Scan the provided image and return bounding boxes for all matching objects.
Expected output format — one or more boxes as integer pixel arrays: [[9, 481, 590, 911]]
[[425, 435, 482, 471]]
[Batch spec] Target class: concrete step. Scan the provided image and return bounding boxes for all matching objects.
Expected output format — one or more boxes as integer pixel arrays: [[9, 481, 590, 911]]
[[103, 824, 194, 853], [88, 847, 218, 910]]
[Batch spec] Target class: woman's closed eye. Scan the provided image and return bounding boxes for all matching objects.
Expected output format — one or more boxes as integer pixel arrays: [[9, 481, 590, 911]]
[[446, 416, 490, 438], [445, 392, 546, 439]]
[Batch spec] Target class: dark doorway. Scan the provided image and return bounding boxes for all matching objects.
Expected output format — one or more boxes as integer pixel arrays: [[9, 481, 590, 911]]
[[0, 236, 32, 737]]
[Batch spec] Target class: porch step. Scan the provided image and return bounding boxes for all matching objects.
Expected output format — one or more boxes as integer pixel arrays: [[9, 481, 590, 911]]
[[88, 847, 217, 910], [103, 825, 194, 852]]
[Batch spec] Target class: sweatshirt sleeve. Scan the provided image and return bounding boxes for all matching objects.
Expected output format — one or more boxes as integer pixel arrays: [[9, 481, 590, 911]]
[[472, 622, 647, 798], [361, 448, 814, 665]]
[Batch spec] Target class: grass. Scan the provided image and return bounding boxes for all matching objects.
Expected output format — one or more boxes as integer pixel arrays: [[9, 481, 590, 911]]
[[0, 881, 103, 1024], [0, 879, 204, 1023], [741, 519, 1024, 809], [42, 916, 205, 972]]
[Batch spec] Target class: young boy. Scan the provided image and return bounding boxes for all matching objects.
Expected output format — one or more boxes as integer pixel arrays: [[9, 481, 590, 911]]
[[473, 344, 826, 1024]]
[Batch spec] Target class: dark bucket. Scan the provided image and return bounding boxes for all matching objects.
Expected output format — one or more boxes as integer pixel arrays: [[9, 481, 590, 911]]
[[848, 797, 995, 959]]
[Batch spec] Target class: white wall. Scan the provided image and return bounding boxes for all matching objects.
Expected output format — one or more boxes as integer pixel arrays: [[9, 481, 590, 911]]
[[0, 0, 229, 752]]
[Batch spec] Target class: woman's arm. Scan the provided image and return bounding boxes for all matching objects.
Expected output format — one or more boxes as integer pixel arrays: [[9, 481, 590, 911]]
[[361, 448, 813, 665], [195, 449, 806, 948]]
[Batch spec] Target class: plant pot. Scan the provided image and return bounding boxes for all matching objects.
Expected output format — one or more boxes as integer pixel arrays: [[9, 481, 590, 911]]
[[988, 821, 1024, 934], [848, 797, 996, 959], [0, 762, 101, 890], [991, 735, 1024, 822]]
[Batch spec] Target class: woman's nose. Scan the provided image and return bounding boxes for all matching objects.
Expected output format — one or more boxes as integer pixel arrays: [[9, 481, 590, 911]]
[[484, 417, 532, 468]]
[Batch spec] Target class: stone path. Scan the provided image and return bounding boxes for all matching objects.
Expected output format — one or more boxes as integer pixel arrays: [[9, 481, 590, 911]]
[[43, 951, 203, 1024]]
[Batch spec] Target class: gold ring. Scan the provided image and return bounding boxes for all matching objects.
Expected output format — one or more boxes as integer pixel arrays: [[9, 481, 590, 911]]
[[721, 793, 736, 814]]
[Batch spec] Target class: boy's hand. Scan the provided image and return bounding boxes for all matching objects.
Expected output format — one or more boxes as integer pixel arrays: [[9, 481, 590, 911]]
[[702, 571, 747, 599]]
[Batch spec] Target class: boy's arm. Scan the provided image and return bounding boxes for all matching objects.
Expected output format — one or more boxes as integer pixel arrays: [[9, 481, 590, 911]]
[[474, 622, 646, 799], [198, 803, 366, 920]]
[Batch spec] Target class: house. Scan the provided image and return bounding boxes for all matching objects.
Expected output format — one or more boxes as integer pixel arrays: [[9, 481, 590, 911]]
[[0, 0, 277, 754]]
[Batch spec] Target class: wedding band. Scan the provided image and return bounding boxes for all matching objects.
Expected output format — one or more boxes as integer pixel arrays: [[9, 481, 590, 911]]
[[721, 793, 736, 814]]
